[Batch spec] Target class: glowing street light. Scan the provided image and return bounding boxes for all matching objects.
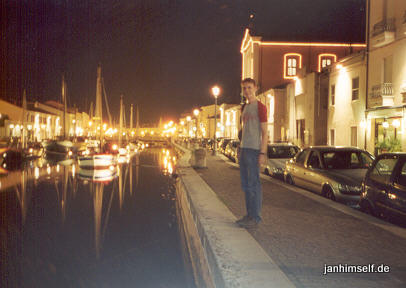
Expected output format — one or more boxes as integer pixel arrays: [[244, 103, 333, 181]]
[[193, 109, 199, 139], [211, 85, 221, 154]]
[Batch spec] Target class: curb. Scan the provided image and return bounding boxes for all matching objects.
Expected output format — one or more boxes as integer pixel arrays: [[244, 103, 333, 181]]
[[173, 143, 295, 288]]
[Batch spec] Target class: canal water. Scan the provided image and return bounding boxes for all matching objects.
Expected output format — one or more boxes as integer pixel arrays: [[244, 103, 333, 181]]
[[0, 148, 196, 288]]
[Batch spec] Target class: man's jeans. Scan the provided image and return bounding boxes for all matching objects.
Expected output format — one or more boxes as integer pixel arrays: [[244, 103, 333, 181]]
[[239, 148, 262, 223]]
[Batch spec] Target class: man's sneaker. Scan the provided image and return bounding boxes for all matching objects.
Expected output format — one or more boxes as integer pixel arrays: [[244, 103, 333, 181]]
[[235, 215, 251, 225], [238, 218, 259, 228]]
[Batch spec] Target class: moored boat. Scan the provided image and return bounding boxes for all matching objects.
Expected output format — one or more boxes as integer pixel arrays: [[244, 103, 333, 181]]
[[78, 154, 116, 169], [78, 166, 117, 182], [45, 140, 74, 156]]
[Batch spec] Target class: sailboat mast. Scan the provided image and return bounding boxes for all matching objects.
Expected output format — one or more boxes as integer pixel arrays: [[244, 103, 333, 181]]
[[136, 104, 139, 137], [95, 64, 103, 142], [130, 104, 133, 130], [119, 95, 123, 146], [21, 89, 27, 148], [62, 75, 67, 139]]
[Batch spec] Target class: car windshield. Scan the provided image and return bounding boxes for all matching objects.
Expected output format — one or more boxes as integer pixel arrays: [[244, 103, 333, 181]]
[[321, 151, 373, 169], [268, 146, 299, 159]]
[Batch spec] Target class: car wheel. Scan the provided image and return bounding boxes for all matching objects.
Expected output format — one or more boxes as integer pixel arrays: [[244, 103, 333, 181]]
[[360, 200, 375, 216], [285, 174, 294, 185], [324, 187, 336, 201]]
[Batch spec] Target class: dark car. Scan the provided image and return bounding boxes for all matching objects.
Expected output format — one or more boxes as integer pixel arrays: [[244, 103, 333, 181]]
[[219, 138, 231, 154], [360, 153, 406, 224], [225, 140, 240, 163]]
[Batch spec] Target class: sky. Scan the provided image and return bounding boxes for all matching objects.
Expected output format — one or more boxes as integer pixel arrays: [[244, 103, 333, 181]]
[[1, 0, 366, 125]]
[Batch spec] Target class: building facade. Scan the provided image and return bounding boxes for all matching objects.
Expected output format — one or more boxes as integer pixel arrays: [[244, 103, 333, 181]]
[[366, 0, 406, 154], [327, 51, 367, 148], [241, 28, 366, 94]]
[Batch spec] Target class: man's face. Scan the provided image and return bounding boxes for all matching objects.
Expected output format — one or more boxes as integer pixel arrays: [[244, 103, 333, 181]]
[[242, 82, 257, 101]]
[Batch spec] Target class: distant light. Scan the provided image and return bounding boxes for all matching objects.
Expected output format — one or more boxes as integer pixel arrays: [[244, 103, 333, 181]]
[[336, 63, 343, 70], [393, 119, 401, 128], [193, 109, 199, 116], [382, 121, 389, 129], [186, 116, 191, 121]]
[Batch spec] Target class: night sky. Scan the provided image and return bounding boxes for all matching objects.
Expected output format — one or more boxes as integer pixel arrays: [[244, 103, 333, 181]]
[[1, 0, 365, 125]]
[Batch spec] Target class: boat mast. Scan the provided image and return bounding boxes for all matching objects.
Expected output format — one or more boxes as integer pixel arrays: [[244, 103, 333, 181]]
[[119, 95, 123, 146], [136, 104, 139, 137], [62, 75, 67, 139], [95, 64, 103, 143], [21, 89, 27, 148], [130, 104, 133, 130]]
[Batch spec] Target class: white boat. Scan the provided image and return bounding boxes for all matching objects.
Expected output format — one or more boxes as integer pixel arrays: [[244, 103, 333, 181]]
[[78, 154, 116, 168], [78, 166, 117, 182]]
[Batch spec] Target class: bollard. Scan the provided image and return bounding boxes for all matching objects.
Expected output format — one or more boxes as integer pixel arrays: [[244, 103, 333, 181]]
[[190, 148, 207, 168]]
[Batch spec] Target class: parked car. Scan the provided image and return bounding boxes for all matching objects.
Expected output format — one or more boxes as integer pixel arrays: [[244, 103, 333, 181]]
[[201, 138, 211, 149], [225, 140, 240, 163], [219, 138, 231, 154], [261, 144, 299, 178], [284, 146, 374, 205], [360, 153, 406, 224]]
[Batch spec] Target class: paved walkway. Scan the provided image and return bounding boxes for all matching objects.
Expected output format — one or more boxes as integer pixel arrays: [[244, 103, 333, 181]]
[[195, 153, 406, 288]]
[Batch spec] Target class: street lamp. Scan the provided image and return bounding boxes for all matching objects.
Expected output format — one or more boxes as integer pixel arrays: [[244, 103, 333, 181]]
[[211, 85, 220, 155], [193, 109, 199, 139]]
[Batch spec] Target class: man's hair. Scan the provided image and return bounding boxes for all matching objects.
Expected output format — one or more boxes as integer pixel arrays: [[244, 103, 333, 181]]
[[241, 78, 256, 86]]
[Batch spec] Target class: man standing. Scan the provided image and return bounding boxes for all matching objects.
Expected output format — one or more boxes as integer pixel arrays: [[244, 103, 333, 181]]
[[237, 78, 268, 228]]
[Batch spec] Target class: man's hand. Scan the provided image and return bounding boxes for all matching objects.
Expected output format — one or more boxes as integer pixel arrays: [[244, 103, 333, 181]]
[[259, 153, 266, 165]]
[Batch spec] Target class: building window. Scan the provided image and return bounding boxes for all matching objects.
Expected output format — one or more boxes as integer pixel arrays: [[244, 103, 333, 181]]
[[352, 77, 359, 100], [331, 84, 335, 106], [330, 129, 335, 146], [318, 54, 337, 72], [351, 126, 357, 147], [284, 53, 302, 79]]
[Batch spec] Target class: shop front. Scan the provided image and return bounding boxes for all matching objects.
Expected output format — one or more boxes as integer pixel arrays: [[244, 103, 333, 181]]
[[366, 106, 405, 155]]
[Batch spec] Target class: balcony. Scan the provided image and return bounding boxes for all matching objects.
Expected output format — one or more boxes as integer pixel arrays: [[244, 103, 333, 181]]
[[371, 18, 396, 48], [369, 83, 394, 107]]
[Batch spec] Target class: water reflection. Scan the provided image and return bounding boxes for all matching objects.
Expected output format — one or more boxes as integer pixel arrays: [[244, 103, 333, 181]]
[[1, 147, 195, 287], [1, 147, 176, 253]]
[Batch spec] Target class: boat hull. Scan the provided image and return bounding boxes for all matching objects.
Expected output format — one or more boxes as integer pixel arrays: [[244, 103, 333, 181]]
[[78, 154, 116, 168], [45, 140, 73, 155], [78, 167, 117, 182]]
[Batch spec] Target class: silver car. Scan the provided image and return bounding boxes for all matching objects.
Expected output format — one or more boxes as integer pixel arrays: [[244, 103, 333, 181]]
[[284, 146, 374, 205], [261, 144, 299, 178]]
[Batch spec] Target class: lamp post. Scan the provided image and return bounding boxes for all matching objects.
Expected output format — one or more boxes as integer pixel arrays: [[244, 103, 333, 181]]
[[211, 85, 220, 155], [186, 115, 191, 138], [193, 109, 199, 140]]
